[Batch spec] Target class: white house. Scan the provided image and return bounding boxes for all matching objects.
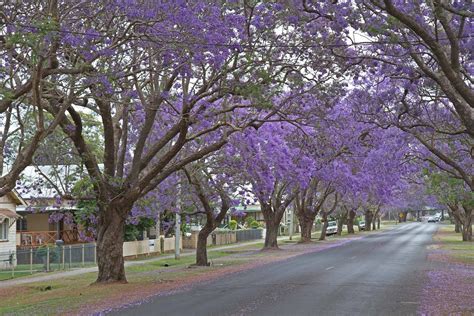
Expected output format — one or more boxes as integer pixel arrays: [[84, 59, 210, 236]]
[[0, 191, 26, 268]]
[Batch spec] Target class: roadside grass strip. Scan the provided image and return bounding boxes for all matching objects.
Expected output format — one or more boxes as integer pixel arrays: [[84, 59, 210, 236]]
[[419, 224, 474, 315]]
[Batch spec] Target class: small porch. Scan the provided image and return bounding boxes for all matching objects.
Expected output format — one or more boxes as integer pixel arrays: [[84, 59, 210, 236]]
[[17, 229, 79, 247]]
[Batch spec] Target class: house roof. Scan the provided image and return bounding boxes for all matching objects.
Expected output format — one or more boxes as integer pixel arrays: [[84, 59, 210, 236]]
[[0, 208, 21, 219], [16, 205, 80, 214], [7, 190, 27, 206], [235, 204, 261, 213]]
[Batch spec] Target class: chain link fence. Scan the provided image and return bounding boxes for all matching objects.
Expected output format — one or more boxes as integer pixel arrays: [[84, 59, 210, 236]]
[[0, 243, 97, 280]]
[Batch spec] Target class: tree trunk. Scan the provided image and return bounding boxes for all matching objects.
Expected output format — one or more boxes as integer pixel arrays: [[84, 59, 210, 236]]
[[448, 206, 463, 233], [336, 219, 343, 236], [319, 212, 328, 241], [95, 207, 127, 284], [299, 216, 314, 243], [261, 202, 288, 250], [461, 207, 472, 242], [336, 211, 347, 236], [365, 211, 373, 232], [462, 224, 472, 242], [372, 217, 376, 230], [196, 224, 213, 266], [377, 217, 380, 230], [455, 221, 461, 233], [347, 210, 355, 234], [264, 220, 280, 249]]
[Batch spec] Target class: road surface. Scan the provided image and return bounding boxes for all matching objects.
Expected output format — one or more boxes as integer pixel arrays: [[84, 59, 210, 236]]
[[113, 222, 437, 316]]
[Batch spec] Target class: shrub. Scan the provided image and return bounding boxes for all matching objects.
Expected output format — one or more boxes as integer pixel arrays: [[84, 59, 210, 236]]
[[245, 216, 256, 227], [35, 246, 59, 268], [250, 220, 260, 229], [229, 220, 238, 230]]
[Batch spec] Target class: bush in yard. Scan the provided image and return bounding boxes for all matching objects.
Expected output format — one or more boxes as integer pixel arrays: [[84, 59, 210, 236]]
[[250, 220, 260, 229], [245, 216, 256, 227], [229, 220, 238, 230], [35, 246, 59, 269]]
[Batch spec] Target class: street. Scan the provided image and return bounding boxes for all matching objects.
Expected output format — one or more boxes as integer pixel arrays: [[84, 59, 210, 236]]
[[113, 223, 437, 316]]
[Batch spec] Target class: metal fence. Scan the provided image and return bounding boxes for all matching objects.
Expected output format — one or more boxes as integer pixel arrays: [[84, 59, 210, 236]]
[[235, 229, 263, 242], [0, 243, 97, 280]]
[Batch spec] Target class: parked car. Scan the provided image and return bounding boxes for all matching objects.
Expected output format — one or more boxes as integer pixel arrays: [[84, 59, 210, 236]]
[[359, 221, 366, 231], [326, 221, 337, 235]]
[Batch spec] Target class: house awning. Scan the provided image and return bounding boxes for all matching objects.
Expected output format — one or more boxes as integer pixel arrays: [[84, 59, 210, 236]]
[[0, 208, 21, 221]]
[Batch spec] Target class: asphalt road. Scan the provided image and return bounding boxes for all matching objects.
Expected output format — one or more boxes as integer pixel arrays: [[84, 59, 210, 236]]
[[113, 222, 437, 316]]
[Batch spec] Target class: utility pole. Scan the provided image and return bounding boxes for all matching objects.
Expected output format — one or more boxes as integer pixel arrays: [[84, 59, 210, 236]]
[[175, 212, 181, 259], [288, 207, 294, 241]]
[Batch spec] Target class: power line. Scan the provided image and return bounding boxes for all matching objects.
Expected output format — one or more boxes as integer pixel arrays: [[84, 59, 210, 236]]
[[1, 21, 472, 50]]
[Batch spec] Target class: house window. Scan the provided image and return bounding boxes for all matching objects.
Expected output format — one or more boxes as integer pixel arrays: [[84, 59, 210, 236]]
[[0, 218, 9, 240], [16, 218, 27, 232]]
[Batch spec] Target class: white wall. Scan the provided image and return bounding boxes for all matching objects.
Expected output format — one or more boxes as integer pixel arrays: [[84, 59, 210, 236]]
[[0, 195, 17, 267], [162, 236, 182, 252], [123, 240, 152, 257], [122, 236, 183, 257]]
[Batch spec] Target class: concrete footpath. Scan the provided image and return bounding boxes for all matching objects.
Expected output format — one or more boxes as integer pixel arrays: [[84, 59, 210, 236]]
[[0, 237, 285, 288]]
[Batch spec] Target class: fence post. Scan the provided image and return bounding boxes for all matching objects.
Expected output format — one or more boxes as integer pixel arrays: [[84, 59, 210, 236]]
[[46, 247, 50, 272], [94, 243, 97, 265], [62, 246, 65, 270], [69, 245, 72, 269], [30, 248, 33, 274], [81, 244, 85, 267], [10, 251, 14, 278]]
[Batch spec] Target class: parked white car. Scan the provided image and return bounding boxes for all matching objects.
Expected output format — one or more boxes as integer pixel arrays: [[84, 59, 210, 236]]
[[326, 221, 337, 235]]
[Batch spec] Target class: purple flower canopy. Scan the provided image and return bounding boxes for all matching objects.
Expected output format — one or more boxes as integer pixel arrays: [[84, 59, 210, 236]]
[[4, 0, 469, 244]]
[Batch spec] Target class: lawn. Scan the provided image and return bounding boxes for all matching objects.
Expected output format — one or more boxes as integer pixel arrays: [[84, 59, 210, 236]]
[[433, 224, 474, 264], [0, 245, 263, 315], [0, 271, 32, 281], [419, 223, 474, 315], [0, 262, 98, 281]]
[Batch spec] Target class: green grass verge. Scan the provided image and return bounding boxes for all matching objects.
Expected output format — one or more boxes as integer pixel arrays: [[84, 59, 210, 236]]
[[435, 225, 474, 264], [0, 244, 265, 315], [0, 271, 33, 281]]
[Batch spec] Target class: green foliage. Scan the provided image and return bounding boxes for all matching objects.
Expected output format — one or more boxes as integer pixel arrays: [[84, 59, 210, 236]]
[[250, 220, 260, 229], [5, 19, 60, 63], [424, 170, 474, 207], [72, 177, 98, 236], [124, 218, 155, 241], [245, 216, 256, 227], [35, 246, 59, 264], [228, 220, 238, 230]]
